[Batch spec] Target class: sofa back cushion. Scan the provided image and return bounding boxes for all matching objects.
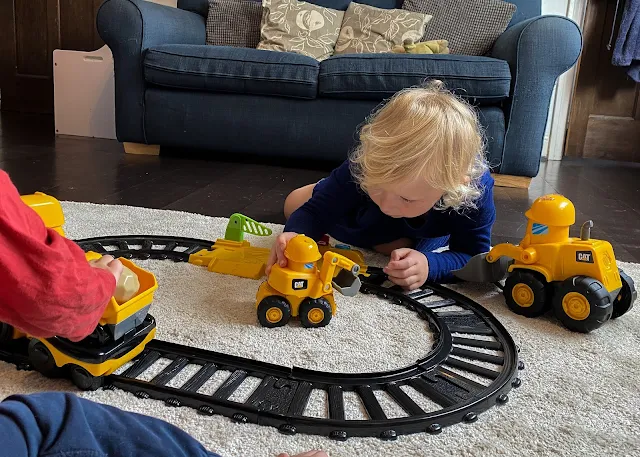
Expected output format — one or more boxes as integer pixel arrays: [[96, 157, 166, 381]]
[[206, 0, 264, 48], [178, 0, 540, 24]]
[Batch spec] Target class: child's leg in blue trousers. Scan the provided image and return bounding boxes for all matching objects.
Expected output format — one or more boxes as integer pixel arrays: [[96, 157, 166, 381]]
[[0, 392, 220, 457]]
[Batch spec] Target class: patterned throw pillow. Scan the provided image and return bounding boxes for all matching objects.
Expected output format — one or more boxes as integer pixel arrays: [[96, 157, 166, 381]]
[[206, 0, 264, 48], [334, 2, 432, 55], [402, 0, 516, 56], [257, 0, 345, 61]]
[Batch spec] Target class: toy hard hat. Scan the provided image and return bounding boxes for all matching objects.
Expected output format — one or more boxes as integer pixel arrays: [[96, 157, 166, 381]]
[[525, 194, 575, 227], [284, 235, 322, 263]]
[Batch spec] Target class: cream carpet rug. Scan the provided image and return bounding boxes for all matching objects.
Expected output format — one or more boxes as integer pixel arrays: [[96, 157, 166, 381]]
[[1, 202, 639, 457]]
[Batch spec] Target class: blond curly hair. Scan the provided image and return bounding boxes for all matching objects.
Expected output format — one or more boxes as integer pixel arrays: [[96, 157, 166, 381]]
[[350, 80, 488, 211]]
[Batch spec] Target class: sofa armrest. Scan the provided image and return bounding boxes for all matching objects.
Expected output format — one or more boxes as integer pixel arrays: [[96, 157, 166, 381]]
[[97, 0, 206, 144], [490, 15, 582, 177]]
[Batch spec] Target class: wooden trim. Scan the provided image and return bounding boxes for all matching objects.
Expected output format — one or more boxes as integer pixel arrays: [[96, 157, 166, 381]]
[[123, 142, 160, 155], [548, 0, 588, 160], [491, 173, 532, 189]]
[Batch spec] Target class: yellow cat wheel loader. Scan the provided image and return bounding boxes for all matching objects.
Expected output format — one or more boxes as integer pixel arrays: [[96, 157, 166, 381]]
[[454, 194, 636, 333], [256, 235, 362, 328]]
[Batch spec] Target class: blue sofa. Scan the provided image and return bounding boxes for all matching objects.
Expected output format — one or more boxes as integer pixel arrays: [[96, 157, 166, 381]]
[[97, 0, 582, 179]]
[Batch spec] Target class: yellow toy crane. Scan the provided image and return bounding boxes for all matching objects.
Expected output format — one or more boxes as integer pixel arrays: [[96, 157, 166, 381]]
[[454, 194, 636, 333], [255, 235, 362, 328]]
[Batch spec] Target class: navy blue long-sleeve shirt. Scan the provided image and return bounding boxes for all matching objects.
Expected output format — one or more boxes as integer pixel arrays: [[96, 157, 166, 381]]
[[284, 161, 496, 282], [0, 392, 219, 457]]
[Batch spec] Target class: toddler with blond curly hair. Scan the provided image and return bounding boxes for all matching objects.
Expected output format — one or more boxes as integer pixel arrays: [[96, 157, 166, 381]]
[[267, 80, 495, 289]]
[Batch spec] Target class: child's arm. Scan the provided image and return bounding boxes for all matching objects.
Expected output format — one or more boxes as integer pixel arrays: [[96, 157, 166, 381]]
[[0, 170, 117, 341], [422, 175, 496, 283], [0, 392, 219, 457], [385, 174, 495, 286], [284, 161, 362, 240], [267, 161, 363, 273]]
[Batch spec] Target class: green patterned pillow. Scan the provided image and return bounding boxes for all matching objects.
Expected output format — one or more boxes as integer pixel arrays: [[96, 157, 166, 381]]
[[334, 2, 432, 55], [257, 0, 345, 61]]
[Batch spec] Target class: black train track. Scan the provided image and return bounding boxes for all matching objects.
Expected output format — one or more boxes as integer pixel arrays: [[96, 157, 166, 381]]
[[5, 236, 524, 441]]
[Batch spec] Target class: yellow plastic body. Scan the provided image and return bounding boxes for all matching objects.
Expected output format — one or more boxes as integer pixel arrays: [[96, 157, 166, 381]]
[[20, 192, 65, 236], [189, 239, 271, 280], [84, 252, 158, 327], [318, 243, 369, 277], [41, 327, 157, 377], [34, 254, 157, 376], [256, 236, 360, 319], [487, 194, 622, 292]]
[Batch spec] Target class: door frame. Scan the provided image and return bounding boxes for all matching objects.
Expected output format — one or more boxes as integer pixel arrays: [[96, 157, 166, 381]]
[[545, 0, 589, 160]]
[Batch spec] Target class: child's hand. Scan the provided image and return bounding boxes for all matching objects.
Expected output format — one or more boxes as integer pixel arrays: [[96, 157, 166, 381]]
[[266, 232, 299, 275], [278, 451, 328, 457], [383, 248, 429, 290], [89, 254, 124, 285]]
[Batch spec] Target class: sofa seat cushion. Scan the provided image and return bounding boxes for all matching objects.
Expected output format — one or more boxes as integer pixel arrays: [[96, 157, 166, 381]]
[[144, 44, 319, 99], [318, 53, 511, 103]]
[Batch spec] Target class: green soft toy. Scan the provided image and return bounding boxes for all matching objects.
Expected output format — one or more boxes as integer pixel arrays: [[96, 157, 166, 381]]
[[391, 38, 450, 55]]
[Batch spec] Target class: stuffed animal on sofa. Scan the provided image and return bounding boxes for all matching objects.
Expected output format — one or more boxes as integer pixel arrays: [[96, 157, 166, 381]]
[[391, 38, 450, 54]]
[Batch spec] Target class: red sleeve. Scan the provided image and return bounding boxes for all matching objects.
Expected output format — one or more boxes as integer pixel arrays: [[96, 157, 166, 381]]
[[0, 170, 116, 342]]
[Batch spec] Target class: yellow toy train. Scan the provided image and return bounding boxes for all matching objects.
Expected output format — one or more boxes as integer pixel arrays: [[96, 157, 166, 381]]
[[256, 235, 362, 328], [455, 194, 637, 333], [0, 193, 158, 390]]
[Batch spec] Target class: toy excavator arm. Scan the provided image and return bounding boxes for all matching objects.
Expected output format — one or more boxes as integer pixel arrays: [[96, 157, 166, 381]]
[[487, 243, 537, 265], [318, 251, 362, 297], [454, 242, 537, 283]]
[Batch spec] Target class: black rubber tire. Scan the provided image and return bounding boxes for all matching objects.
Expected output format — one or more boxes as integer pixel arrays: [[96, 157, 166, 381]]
[[0, 323, 14, 343], [70, 365, 104, 391], [299, 297, 332, 328], [553, 276, 613, 333], [28, 339, 64, 378], [257, 296, 291, 328], [612, 270, 637, 319], [504, 270, 552, 318]]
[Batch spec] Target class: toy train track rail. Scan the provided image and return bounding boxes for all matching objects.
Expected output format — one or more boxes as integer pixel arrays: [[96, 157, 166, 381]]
[[76, 235, 215, 262], [5, 236, 524, 440]]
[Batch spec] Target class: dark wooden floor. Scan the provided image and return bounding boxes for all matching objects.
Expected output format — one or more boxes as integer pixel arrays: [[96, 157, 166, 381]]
[[2, 111, 640, 263]]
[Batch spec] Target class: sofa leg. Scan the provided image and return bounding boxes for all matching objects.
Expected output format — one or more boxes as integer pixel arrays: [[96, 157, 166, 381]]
[[123, 142, 160, 156], [491, 173, 532, 189]]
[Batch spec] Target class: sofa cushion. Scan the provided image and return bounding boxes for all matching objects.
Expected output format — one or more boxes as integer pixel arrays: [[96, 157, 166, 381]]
[[334, 2, 432, 55], [144, 44, 319, 99], [309, 0, 400, 10], [205, 0, 263, 49], [318, 53, 511, 103], [257, 0, 345, 61], [402, 0, 517, 56]]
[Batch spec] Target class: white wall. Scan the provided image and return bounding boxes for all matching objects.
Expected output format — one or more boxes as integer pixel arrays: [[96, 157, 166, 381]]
[[542, 0, 570, 15]]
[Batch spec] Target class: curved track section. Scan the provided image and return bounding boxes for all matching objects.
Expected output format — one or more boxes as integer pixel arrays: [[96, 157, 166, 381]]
[[4, 236, 524, 440]]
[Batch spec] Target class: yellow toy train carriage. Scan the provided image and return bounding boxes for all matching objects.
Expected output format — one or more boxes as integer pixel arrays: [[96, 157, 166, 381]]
[[0, 192, 159, 390]]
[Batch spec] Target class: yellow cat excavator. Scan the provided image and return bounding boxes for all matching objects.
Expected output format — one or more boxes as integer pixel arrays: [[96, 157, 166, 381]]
[[255, 235, 362, 328], [454, 194, 636, 333]]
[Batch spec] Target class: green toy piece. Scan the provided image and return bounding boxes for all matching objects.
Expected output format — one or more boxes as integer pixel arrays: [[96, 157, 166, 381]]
[[224, 213, 273, 242]]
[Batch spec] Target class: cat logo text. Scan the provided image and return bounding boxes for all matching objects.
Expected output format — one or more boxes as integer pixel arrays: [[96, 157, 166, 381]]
[[576, 251, 594, 263]]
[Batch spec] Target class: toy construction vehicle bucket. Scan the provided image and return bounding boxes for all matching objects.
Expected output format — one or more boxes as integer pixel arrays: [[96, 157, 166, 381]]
[[453, 253, 513, 283], [332, 266, 362, 297]]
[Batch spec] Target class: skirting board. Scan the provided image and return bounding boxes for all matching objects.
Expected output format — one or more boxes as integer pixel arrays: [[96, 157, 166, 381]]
[[491, 173, 532, 189]]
